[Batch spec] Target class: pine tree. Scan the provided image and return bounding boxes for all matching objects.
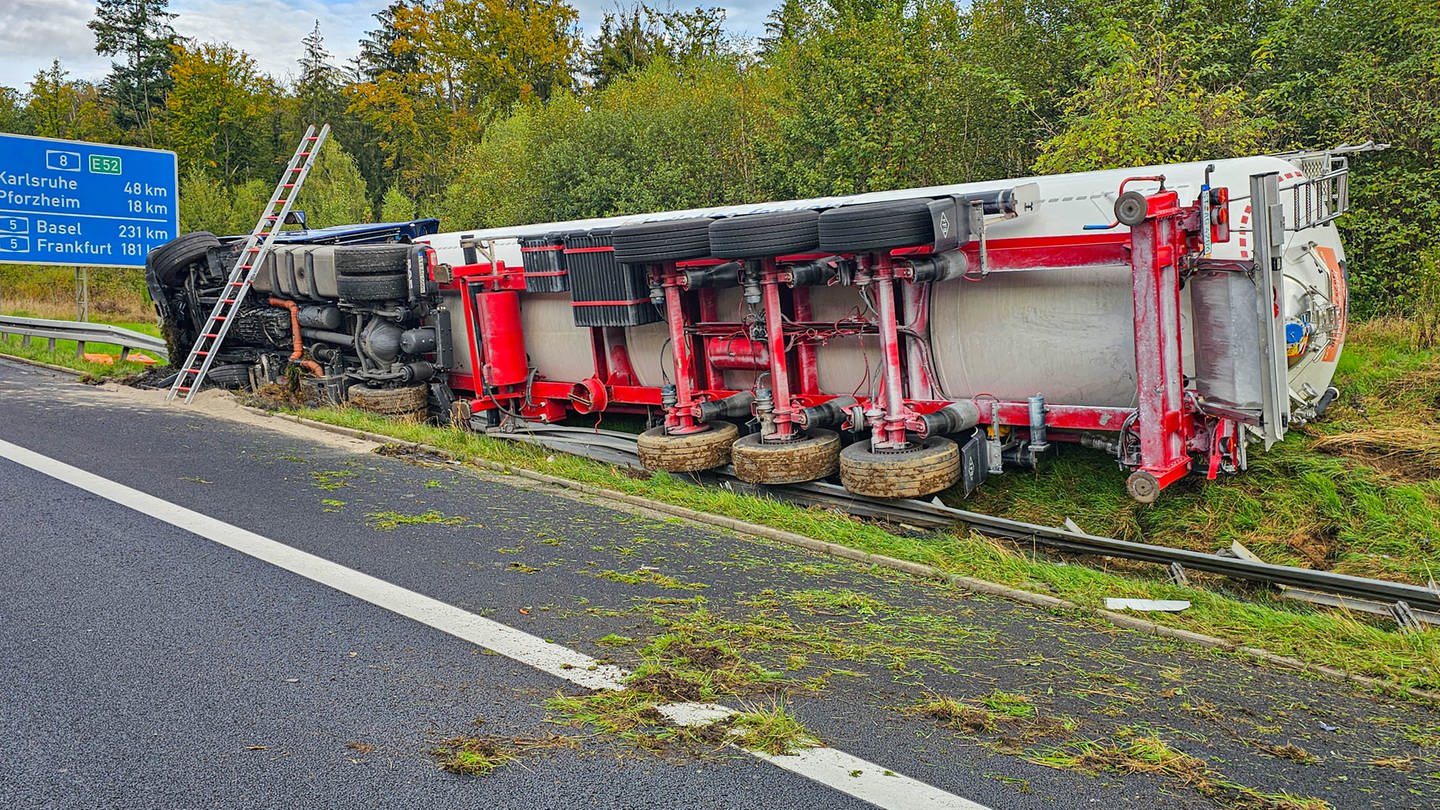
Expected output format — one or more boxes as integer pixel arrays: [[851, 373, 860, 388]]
[[295, 21, 345, 126], [88, 0, 177, 145], [353, 1, 422, 82]]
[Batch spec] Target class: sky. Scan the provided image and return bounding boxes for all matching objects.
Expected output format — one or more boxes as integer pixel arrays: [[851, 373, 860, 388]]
[[0, 0, 770, 91]]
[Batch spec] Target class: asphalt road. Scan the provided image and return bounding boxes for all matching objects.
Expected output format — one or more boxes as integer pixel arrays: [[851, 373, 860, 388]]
[[0, 357, 1436, 810]]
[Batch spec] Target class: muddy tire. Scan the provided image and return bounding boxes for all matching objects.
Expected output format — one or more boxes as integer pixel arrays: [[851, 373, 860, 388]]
[[348, 383, 428, 415], [839, 435, 960, 498], [636, 421, 738, 473], [731, 429, 840, 484], [148, 231, 220, 287], [206, 363, 253, 390]]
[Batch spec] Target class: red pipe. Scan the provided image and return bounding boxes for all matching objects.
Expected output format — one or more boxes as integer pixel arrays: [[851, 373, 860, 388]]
[[268, 297, 324, 377]]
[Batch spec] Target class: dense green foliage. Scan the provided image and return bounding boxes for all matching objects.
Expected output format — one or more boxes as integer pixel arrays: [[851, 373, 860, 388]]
[[4, 0, 1437, 314]]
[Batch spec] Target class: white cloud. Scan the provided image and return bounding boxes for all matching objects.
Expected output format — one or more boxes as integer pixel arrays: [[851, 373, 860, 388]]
[[0, 0, 111, 89]]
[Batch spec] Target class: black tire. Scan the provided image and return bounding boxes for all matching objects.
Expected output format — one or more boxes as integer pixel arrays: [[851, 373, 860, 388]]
[[334, 245, 413, 275], [818, 199, 936, 253], [731, 428, 840, 484], [206, 363, 253, 390], [148, 231, 220, 287], [337, 272, 409, 302], [838, 435, 960, 498], [349, 383, 428, 414], [612, 219, 712, 264], [636, 421, 738, 472], [709, 210, 820, 259]]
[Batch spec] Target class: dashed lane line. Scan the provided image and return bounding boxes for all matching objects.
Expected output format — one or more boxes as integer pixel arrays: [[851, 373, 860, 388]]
[[0, 437, 992, 810]]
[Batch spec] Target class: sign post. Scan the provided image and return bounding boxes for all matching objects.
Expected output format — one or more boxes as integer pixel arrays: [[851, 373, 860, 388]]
[[0, 133, 179, 319]]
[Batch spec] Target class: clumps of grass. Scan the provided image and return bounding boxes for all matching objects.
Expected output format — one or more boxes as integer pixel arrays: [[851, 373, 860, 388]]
[[1029, 736, 1330, 810], [730, 701, 818, 755], [507, 561, 539, 574], [785, 588, 887, 617], [365, 509, 470, 531], [981, 690, 1036, 719], [596, 568, 708, 591], [1254, 741, 1320, 765], [430, 734, 576, 777], [627, 632, 780, 702], [310, 470, 353, 490], [910, 694, 999, 733], [596, 634, 634, 647]]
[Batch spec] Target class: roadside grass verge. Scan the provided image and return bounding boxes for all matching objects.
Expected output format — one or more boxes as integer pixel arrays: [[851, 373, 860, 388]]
[[278, 403, 1440, 694]]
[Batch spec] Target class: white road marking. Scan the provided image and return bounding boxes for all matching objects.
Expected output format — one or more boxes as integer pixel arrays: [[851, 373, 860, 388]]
[[0, 438, 626, 692], [0, 436, 993, 810], [753, 747, 992, 810]]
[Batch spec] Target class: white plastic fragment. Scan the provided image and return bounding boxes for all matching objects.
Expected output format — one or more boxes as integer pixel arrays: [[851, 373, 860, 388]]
[[1104, 598, 1191, 612]]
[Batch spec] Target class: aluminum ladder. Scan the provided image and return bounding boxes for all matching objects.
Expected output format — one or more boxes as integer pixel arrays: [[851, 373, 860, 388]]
[[167, 123, 330, 403]]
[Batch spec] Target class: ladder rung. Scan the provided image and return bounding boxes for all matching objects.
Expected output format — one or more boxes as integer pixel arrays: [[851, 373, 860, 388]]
[[229, 281, 245, 287], [202, 333, 219, 338], [298, 152, 312, 157], [221, 298, 237, 303], [282, 183, 295, 188], [186, 368, 201, 373], [195, 351, 209, 356], [177, 386, 191, 392]]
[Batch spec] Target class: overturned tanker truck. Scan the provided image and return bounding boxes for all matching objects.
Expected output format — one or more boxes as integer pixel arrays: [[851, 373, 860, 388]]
[[148, 150, 1354, 503]]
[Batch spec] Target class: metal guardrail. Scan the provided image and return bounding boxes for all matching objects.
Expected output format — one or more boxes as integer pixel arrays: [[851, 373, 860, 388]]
[[480, 421, 1440, 625], [0, 315, 168, 362]]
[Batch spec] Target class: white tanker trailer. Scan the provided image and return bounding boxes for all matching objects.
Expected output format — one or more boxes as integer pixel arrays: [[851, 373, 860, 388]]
[[410, 149, 1352, 502]]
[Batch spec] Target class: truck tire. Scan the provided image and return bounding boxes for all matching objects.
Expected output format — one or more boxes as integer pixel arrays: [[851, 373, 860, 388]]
[[148, 231, 220, 287], [636, 421, 738, 472], [731, 428, 840, 484], [348, 383, 428, 415], [818, 199, 936, 254], [334, 245, 413, 275], [838, 435, 960, 498], [206, 363, 253, 390], [709, 210, 821, 259], [337, 272, 409, 302], [612, 219, 713, 265]]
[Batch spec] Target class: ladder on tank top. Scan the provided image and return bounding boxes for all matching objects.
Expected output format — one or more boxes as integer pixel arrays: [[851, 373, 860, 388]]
[[167, 123, 331, 403]]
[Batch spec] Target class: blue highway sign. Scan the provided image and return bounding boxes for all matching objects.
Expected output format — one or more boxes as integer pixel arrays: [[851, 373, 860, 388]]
[[0, 133, 179, 269]]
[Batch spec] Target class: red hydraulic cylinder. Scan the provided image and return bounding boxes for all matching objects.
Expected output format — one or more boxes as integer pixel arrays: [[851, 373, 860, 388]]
[[870, 257, 909, 448], [474, 289, 528, 387], [760, 259, 797, 439], [662, 268, 703, 433]]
